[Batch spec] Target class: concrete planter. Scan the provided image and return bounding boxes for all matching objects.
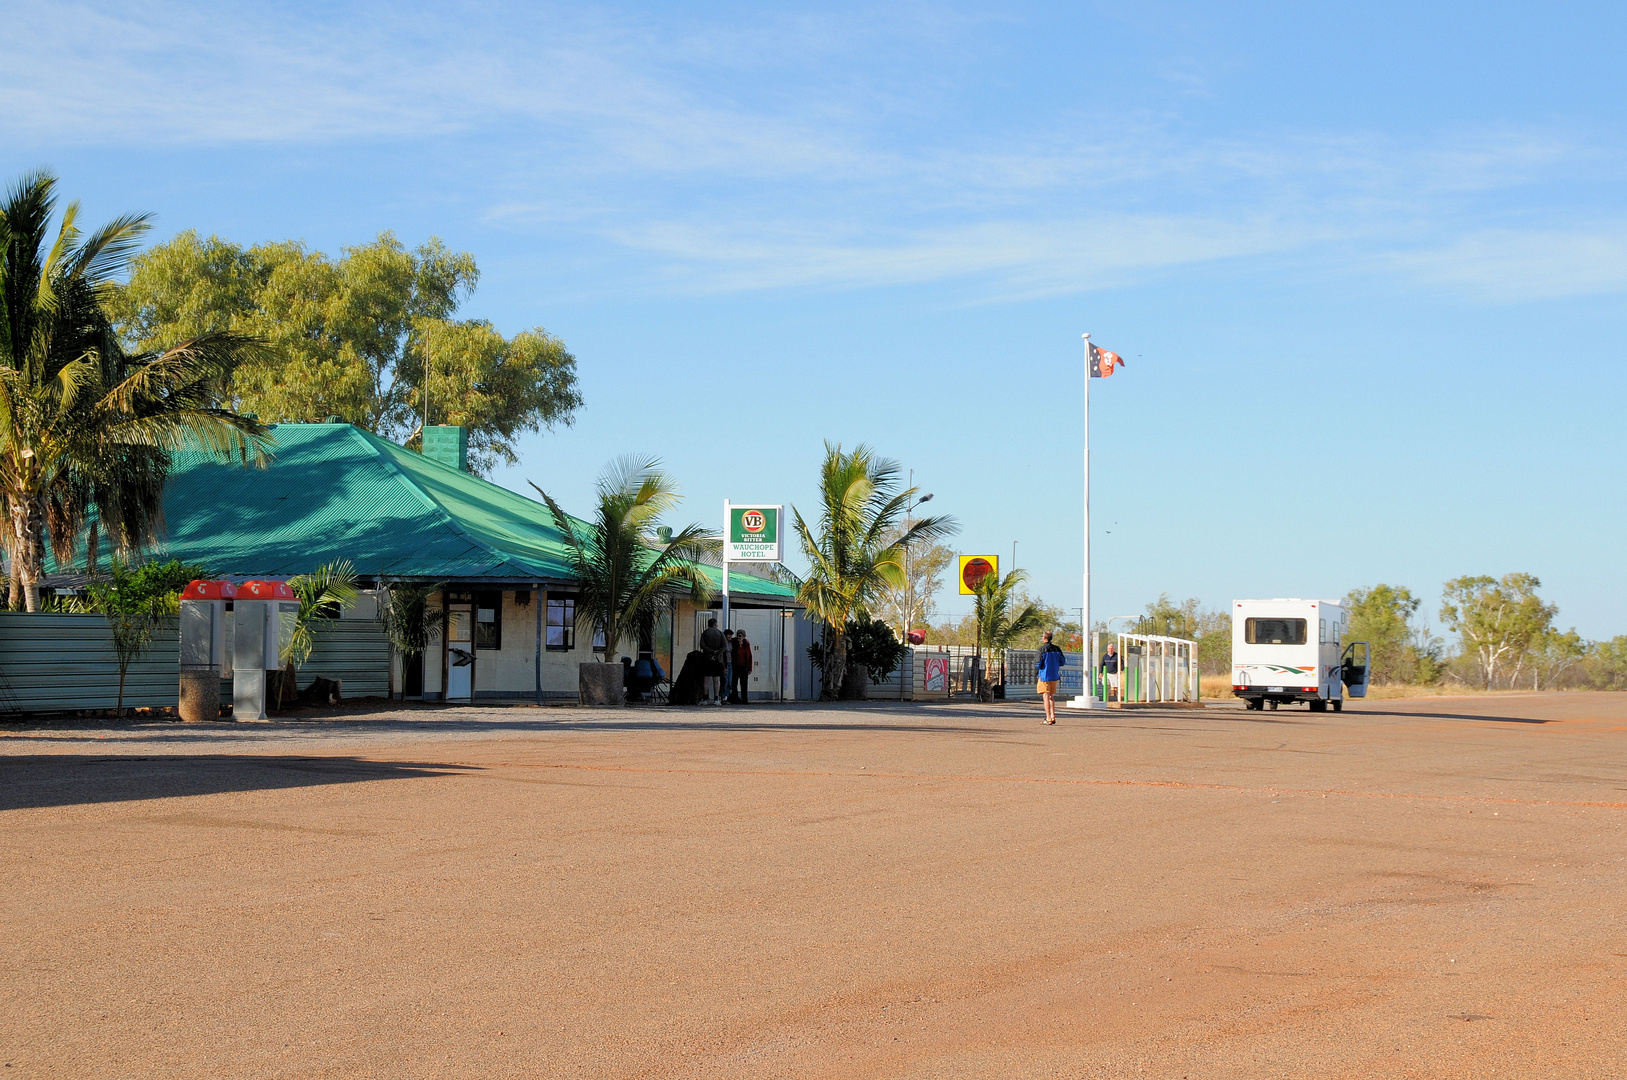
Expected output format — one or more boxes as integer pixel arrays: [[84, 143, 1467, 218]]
[[579, 662, 626, 706], [178, 666, 220, 722]]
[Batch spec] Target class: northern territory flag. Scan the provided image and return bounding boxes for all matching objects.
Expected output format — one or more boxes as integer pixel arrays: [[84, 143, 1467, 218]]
[[1089, 343, 1125, 378]]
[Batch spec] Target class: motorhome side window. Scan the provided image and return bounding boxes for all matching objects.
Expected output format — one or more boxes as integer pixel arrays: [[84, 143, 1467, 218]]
[[1244, 618, 1307, 645]]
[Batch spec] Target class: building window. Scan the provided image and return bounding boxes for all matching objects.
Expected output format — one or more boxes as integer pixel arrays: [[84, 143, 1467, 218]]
[[475, 591, 502, 650], [547, 595, 575, 650]]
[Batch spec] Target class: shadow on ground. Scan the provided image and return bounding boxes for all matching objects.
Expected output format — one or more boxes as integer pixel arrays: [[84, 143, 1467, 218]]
[[0, 755, 475, 811]]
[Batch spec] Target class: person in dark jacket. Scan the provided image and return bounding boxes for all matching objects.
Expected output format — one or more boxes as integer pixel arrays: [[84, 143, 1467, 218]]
[[731, 631, 754, 703], [1035, 630, 1066, 724], [699, 619, 727, 705], [1100, 642, 1121, 702]]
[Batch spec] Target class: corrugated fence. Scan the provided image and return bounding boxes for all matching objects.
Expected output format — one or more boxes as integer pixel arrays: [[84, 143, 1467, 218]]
[[0, 613, 391, 714], [303, 620, 391, 697], [0, 613, 181, 713]]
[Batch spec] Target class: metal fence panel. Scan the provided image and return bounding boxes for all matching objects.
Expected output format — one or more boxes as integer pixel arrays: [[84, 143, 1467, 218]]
[[0, 613, 180, 713], [303, 620, 391, 698]]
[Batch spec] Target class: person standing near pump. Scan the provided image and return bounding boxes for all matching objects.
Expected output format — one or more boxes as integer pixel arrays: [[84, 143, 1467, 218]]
[[700, 618, 727, 705], [1036, 630, 1066, 724], [731, 630, 754, 703], [1100, 642, 1121, 702]]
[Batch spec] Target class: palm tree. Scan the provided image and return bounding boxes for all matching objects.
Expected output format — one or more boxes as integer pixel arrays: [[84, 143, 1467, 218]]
[[532, 456, 716, 664], [277, 560, 361, 705], [972, 567, 1042, 701], [793, 443, 957, 700], [0, 171, 269, 610]]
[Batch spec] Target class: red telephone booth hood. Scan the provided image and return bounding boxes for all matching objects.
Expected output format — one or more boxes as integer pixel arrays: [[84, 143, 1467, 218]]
[[183, 580, 239, 600], [239, 580, 296, 600]]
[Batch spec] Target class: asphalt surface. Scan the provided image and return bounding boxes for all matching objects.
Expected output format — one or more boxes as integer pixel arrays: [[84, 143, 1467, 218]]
[[3, 692, 1625, 1078]]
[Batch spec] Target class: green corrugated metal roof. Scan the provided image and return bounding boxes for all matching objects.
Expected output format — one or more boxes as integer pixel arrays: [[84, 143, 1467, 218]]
[[62, 423, 796, 601]]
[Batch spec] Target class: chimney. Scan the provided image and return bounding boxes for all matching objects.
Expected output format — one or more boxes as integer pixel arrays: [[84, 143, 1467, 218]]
[[422, 425, 468, 472]]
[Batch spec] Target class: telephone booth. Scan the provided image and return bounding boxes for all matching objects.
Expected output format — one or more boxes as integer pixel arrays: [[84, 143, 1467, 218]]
[[179, 580, 237, 722], [232, 580, 299, 721]]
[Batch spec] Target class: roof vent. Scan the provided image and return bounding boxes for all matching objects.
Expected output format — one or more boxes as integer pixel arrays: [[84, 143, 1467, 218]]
[[422, 425, 468, 472]]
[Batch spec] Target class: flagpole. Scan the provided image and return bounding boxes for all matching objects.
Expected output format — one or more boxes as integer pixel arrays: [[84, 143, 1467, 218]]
[[1068, 333, 1095, 709]]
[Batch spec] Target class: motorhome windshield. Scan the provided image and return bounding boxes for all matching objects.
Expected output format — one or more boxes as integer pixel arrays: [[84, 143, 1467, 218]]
[[1245, 618, 1307, 645]]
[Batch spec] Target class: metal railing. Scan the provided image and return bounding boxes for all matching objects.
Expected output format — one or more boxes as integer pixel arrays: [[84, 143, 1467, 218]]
[[1097, 632, 1200, 704]]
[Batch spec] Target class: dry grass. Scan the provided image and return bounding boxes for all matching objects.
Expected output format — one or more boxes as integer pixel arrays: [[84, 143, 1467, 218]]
[[1200, 674, 1531, 702]]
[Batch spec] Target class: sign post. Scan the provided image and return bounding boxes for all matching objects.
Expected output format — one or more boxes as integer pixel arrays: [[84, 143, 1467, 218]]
[[723, 503, 783, 630]]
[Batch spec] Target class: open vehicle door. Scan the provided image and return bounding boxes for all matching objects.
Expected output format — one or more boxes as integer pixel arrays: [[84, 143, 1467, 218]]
[[1341, 641, 1370, 699]]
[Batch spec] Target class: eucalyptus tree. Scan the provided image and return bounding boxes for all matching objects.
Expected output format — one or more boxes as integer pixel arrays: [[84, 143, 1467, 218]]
[[793, 442, 957, 700], [532, 456, 716, 664], [112, 230, 582, 474], [0, 171, 268, 610]]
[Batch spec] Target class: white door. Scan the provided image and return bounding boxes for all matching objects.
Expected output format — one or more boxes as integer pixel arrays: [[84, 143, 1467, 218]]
[[728, 609, 779, 700], [446, 605, 474, 701]]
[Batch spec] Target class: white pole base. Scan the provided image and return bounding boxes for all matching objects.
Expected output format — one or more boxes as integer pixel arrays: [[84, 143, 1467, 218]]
[[1064, 696, 1095, 710]]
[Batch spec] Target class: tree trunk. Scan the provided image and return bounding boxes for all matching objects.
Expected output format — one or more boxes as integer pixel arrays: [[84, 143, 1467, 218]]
[[822, 627, 848, 700], [3, 546, 17, 611], [116, 666, 128, 719], [10, 498, 45, 613]]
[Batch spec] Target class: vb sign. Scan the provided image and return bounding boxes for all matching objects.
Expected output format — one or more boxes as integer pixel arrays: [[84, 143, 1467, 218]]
[[957, 554, 999, 595], [726, 504, 782, 562]]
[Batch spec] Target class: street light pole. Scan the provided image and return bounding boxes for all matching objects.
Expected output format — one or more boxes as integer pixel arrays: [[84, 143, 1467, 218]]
[[1067, 333, 1094, 709]]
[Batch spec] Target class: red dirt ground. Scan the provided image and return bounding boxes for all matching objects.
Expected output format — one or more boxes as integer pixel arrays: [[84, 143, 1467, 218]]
[[3, 692, 1624, 1078]]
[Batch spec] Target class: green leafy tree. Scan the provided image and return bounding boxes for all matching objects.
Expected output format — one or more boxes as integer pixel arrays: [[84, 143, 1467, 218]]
[[972, 568, 1042, 700], [1124, 595, 1231, 674], [808, 616, 908, 694], [793, 443, 957, 700], [1521, 627, 1586, 691], [533, 457, 715, 664], [110, 230, 581, 474], [1439, 573, 1558, 689], [81, 559, 203, 717], [1584, 636, 1627, 690], [1345, 584, 1419, 685], [0, 173, 267, 610]]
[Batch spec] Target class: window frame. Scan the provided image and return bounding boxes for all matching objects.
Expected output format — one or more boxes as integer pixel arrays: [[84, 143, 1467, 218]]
[[474, 590, 503, 651], [546, 594, 576, 651], [1244, 617, 1308, 645]]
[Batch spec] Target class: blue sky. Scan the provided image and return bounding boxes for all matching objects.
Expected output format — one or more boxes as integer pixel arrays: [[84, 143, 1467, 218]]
[[5, 1, 1624, 637]]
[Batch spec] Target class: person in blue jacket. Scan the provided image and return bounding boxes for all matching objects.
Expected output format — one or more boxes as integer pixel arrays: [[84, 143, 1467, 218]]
[[1035, 630, 1066, 724]]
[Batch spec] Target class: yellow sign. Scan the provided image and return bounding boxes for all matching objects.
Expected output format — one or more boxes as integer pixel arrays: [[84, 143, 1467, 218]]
[[957, 554, 999, 595]]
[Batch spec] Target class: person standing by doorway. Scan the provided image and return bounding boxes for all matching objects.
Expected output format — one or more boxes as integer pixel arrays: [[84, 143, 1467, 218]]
[[700, 618, 727, 705], [722, 629, 736, 705], [1100, 642, 1121, 702], [1036, 630, 1065, 724], [731, 630, 754, 703]]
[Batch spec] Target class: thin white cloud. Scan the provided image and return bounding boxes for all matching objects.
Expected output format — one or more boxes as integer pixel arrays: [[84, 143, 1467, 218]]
[[591, 213, 1346, 297], [4, 1, 1622, 305], [1392, 227, 1627, 302]]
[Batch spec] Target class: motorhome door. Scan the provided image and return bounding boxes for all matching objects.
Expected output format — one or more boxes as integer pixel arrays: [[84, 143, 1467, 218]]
[[1341, 641, 1370, 699]]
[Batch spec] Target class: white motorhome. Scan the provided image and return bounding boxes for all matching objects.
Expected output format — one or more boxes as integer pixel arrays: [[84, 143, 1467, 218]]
[[1231, 598, 1369, 711]]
